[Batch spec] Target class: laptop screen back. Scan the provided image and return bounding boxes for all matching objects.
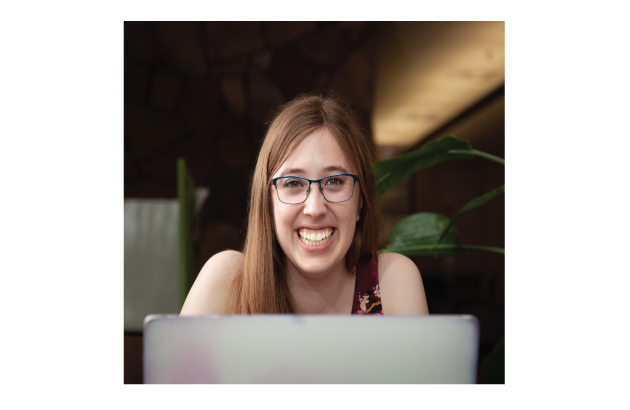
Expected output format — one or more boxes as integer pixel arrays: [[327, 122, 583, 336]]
[[143, 314, 479, 384]]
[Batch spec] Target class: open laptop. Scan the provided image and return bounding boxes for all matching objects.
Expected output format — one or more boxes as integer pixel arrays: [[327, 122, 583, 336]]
[[143, 314, 479, 384]]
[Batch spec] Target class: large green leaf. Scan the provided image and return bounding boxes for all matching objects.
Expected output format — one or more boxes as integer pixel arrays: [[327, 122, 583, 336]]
[[372, 136, 474, 198], [381, 213, 468, 258], [435, 185, 505, 247], [480, 334, 505, 384], [448, 149, 505, 166]]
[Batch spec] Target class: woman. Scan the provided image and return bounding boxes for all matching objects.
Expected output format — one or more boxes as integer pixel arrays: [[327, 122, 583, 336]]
[[180, 94, 429, 315]]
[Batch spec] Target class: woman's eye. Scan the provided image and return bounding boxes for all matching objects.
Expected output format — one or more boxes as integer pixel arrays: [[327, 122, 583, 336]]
[[326, 177, 343, 185], [284, 180, 303, 188]]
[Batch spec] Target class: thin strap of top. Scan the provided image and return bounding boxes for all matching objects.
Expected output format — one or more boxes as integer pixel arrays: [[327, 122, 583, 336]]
[[351, 256, 383, 315]]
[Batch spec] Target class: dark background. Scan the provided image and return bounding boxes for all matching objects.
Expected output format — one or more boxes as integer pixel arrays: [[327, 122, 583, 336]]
[[124, 21, 504, 384]]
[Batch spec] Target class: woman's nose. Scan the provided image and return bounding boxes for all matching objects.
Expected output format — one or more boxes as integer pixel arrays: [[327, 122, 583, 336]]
[[303, 183, 327, 217]]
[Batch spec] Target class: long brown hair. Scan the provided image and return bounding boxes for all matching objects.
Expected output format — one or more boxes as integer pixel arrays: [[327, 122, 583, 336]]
[[228, 93, 381, 314]]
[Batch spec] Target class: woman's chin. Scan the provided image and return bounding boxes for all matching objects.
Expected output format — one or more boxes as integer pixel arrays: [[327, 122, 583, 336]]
[[288, 253, 343, 279], [295, 257, 331, 275]]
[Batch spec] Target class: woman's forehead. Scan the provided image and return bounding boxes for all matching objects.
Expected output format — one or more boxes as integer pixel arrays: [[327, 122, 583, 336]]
[[274, 129, 356, 177], [279, 164, 351, 177]]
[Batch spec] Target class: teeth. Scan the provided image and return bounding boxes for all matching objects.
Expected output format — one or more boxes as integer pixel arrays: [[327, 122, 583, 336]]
[[298, 228, 334, 246], [299, 228, 332, 238]]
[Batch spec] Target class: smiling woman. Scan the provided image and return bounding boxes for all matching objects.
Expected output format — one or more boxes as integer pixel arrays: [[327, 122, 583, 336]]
[[180, 94, 429, 315]]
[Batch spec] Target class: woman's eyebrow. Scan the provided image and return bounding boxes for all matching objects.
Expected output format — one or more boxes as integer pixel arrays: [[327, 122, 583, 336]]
[[282, 165, 349, 175]]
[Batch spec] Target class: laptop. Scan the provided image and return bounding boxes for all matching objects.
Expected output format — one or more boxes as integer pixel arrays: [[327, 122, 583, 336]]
[[143, 314, 479, 384]]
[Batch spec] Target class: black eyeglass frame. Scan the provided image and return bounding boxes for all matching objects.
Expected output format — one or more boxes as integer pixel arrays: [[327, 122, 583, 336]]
[[271, 173, 359, 204]]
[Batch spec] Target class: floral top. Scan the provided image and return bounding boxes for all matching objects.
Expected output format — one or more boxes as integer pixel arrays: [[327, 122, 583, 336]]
[[351, 256, 383, 315]]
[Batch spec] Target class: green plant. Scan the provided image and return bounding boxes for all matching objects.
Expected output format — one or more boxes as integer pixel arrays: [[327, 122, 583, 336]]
[[372, 135, 505, 383]]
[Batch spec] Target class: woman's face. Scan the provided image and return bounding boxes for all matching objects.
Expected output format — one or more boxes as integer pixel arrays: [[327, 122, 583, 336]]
[[271, 127, 362, 278]]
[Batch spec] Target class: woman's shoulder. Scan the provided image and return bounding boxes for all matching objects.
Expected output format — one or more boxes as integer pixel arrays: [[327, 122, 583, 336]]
[[180, 250, 243, 316], [206, 249, 244, 269], [377, 252, 429, 315], [377, 252, 421, 281], [196, 250, 243, 285]]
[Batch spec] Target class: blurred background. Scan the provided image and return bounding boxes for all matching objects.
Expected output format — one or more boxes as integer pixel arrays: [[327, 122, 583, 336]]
[[124, 21, 504, 383]]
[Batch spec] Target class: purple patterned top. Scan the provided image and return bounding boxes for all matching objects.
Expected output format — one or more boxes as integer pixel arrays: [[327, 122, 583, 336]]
[[351, 256, 383, 315]]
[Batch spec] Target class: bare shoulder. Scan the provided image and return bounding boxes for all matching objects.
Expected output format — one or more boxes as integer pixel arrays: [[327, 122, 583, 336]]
[[180, 250, 243, 316], [378, 252, 429, 316]]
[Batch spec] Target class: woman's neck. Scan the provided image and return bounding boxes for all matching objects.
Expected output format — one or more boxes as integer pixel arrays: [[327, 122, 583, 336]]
[[285, 259, 355, 315]]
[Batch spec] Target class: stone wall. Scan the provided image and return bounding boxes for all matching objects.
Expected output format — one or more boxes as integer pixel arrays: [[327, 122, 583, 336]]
[[124, 21, 375, 266]]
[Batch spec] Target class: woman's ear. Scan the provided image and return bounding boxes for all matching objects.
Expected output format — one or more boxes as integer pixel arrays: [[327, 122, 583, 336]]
[[356, 195, 363, 222]]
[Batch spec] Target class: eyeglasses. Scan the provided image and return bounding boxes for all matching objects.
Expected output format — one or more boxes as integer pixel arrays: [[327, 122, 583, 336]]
[[271, 173, 359, 204]]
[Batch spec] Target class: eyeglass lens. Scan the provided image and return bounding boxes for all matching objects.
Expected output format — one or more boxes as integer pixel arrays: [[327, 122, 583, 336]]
[[276, 175, 354, 204]]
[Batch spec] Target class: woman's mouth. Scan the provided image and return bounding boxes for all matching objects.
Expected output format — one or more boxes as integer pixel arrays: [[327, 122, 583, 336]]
[[297, 227, 335, 247]]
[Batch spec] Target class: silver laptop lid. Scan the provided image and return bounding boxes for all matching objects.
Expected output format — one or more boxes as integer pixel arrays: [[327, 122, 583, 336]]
[[143, 314, 479, 384]]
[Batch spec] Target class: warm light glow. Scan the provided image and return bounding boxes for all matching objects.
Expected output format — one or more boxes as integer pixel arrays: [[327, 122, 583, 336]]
[[373, 22, 505, 148]]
